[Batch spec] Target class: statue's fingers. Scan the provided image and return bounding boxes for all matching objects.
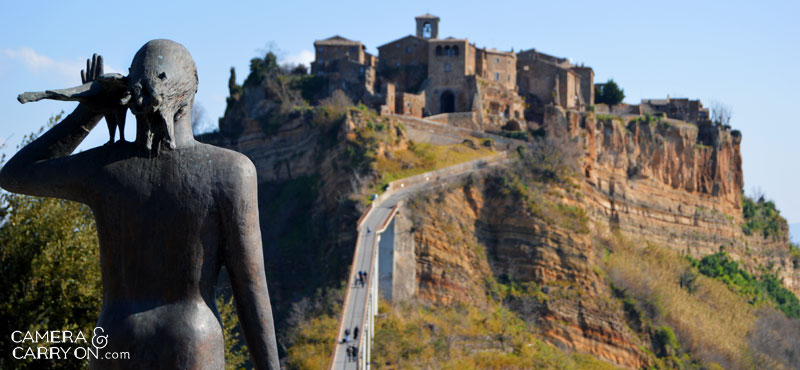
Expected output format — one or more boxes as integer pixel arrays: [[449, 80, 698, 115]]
[[86, 58, 92, 80], [91, 54, 99, 79], [81, 69, 87, 84], [97, 55, 104, 76]]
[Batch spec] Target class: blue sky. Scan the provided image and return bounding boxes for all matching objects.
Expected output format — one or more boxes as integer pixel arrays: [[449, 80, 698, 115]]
[[1, 0, 799, 226]]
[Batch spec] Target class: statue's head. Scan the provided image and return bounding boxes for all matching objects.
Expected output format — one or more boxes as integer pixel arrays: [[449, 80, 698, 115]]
[[128, 39, 198, 151]]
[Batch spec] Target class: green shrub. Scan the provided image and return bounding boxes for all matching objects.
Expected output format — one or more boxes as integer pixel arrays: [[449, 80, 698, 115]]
[[654, 326, 680, 357], [691, 251, 800, 319], [741, 193, 785, 239]]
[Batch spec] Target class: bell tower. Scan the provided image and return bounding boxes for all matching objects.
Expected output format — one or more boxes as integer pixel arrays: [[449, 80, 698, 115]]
[[415, 14, 439, 39]]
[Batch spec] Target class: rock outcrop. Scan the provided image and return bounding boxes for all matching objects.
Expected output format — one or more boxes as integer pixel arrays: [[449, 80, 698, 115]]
[[544, 107, 798, 296], [407, 180, 650, 368]]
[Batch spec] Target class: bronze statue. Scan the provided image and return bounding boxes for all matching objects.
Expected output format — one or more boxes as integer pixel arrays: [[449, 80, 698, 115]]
[[0, 40, 279, 369]]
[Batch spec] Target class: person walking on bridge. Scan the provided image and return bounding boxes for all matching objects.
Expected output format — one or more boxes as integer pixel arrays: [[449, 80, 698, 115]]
[[353, 326, 359, 341]]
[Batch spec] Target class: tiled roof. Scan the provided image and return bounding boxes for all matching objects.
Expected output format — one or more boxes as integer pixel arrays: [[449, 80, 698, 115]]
[[315, 35, 361, 46]]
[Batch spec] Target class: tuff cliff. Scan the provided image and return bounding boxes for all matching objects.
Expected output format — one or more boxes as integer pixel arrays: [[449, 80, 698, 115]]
[[543, 107, 797, 295], [407, 178, 650, 368], [396, 107, 799, 368]]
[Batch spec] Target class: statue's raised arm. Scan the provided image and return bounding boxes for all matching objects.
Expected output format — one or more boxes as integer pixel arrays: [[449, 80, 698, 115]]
[[0, 54, 127, 202]]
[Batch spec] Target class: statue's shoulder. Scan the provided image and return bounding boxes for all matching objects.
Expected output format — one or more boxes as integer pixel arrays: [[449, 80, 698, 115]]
[[193, 143, 257, 184]]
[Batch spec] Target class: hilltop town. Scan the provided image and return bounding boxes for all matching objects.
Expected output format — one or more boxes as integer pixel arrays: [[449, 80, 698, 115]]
[[309, 13, 710, 130]]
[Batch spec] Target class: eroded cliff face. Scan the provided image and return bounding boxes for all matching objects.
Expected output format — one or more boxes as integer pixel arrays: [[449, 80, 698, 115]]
[[407, 180, 650, 368], [543, 107, 798, 296], [402, 107, 798, 368]]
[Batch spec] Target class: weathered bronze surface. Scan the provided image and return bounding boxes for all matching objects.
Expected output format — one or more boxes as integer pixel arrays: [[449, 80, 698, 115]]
[[0, 40, 279, 370]]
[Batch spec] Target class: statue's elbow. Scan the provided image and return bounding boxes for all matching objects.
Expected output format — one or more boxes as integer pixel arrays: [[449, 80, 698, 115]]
[[0, 163, 22, 193]]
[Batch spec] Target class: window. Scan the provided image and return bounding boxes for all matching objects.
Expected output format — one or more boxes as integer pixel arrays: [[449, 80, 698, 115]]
[[423, 22, 432, 38], [523, 65, 529, 71], [452, 46, 459, 56], [444, 63, 451, 72], [406, 46, 411, 54], [495, 58, 500, 64], [495, 72, 499, 81], [359, 67, 364, 76], [350, 46, 356, 53], [396, 62, 401, 67], [507, 75, 511, 82], [435, 45, 443, 56], [317, 47, 322, 52], [444, 46, 451, 56]]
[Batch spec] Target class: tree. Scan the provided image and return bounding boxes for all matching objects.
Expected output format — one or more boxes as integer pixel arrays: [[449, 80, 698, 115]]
[[710, 100, 732, 127], [595, 79, 625, 105], [0, 114, 100, 370], [291, 64, 308, 75], [192, 101, 211, 135]]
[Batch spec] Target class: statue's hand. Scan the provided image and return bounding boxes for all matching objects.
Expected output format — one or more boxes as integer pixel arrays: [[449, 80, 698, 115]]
[[80, 53, 103, 85], [79, 54, 130, 116]]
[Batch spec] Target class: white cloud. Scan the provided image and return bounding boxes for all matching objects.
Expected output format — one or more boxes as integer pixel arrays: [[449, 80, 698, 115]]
[[280, 50, 314, 67], [2, 47, 81, 79], [1, 47, 121, 80]]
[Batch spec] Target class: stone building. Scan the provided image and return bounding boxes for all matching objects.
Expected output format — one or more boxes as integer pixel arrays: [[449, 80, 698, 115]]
[[377, 14, 438, 95], [639, 97, 709, 124], [311, 35, 377, 100], [310, 14, 592, 127], [516, 49, 593, 111]]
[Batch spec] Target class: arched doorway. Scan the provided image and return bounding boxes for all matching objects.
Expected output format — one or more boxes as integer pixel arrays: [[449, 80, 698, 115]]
[[440, 91, 455, 113]]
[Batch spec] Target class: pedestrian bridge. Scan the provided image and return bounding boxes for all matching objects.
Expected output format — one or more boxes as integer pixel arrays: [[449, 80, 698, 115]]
[[328, 152, 511, 369]]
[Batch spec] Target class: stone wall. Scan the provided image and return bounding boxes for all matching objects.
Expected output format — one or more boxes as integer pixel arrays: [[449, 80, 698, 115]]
[[640, 98, 710, 124], [391, 205, 416, 301], [594, 103, 640, 116], [476, 77, 525, 123], [425, 112, 481, 130], [560, 69, 578, 108], [320, 59, 376, 100], [378, 36, 429, 70], [313, 42, 364, 68], [476, 49, 517, 90], [396, 91, 425, 117], [381, 82, 396, 115], [573, 66, 594, 106], [517, 49, 585, 110]]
